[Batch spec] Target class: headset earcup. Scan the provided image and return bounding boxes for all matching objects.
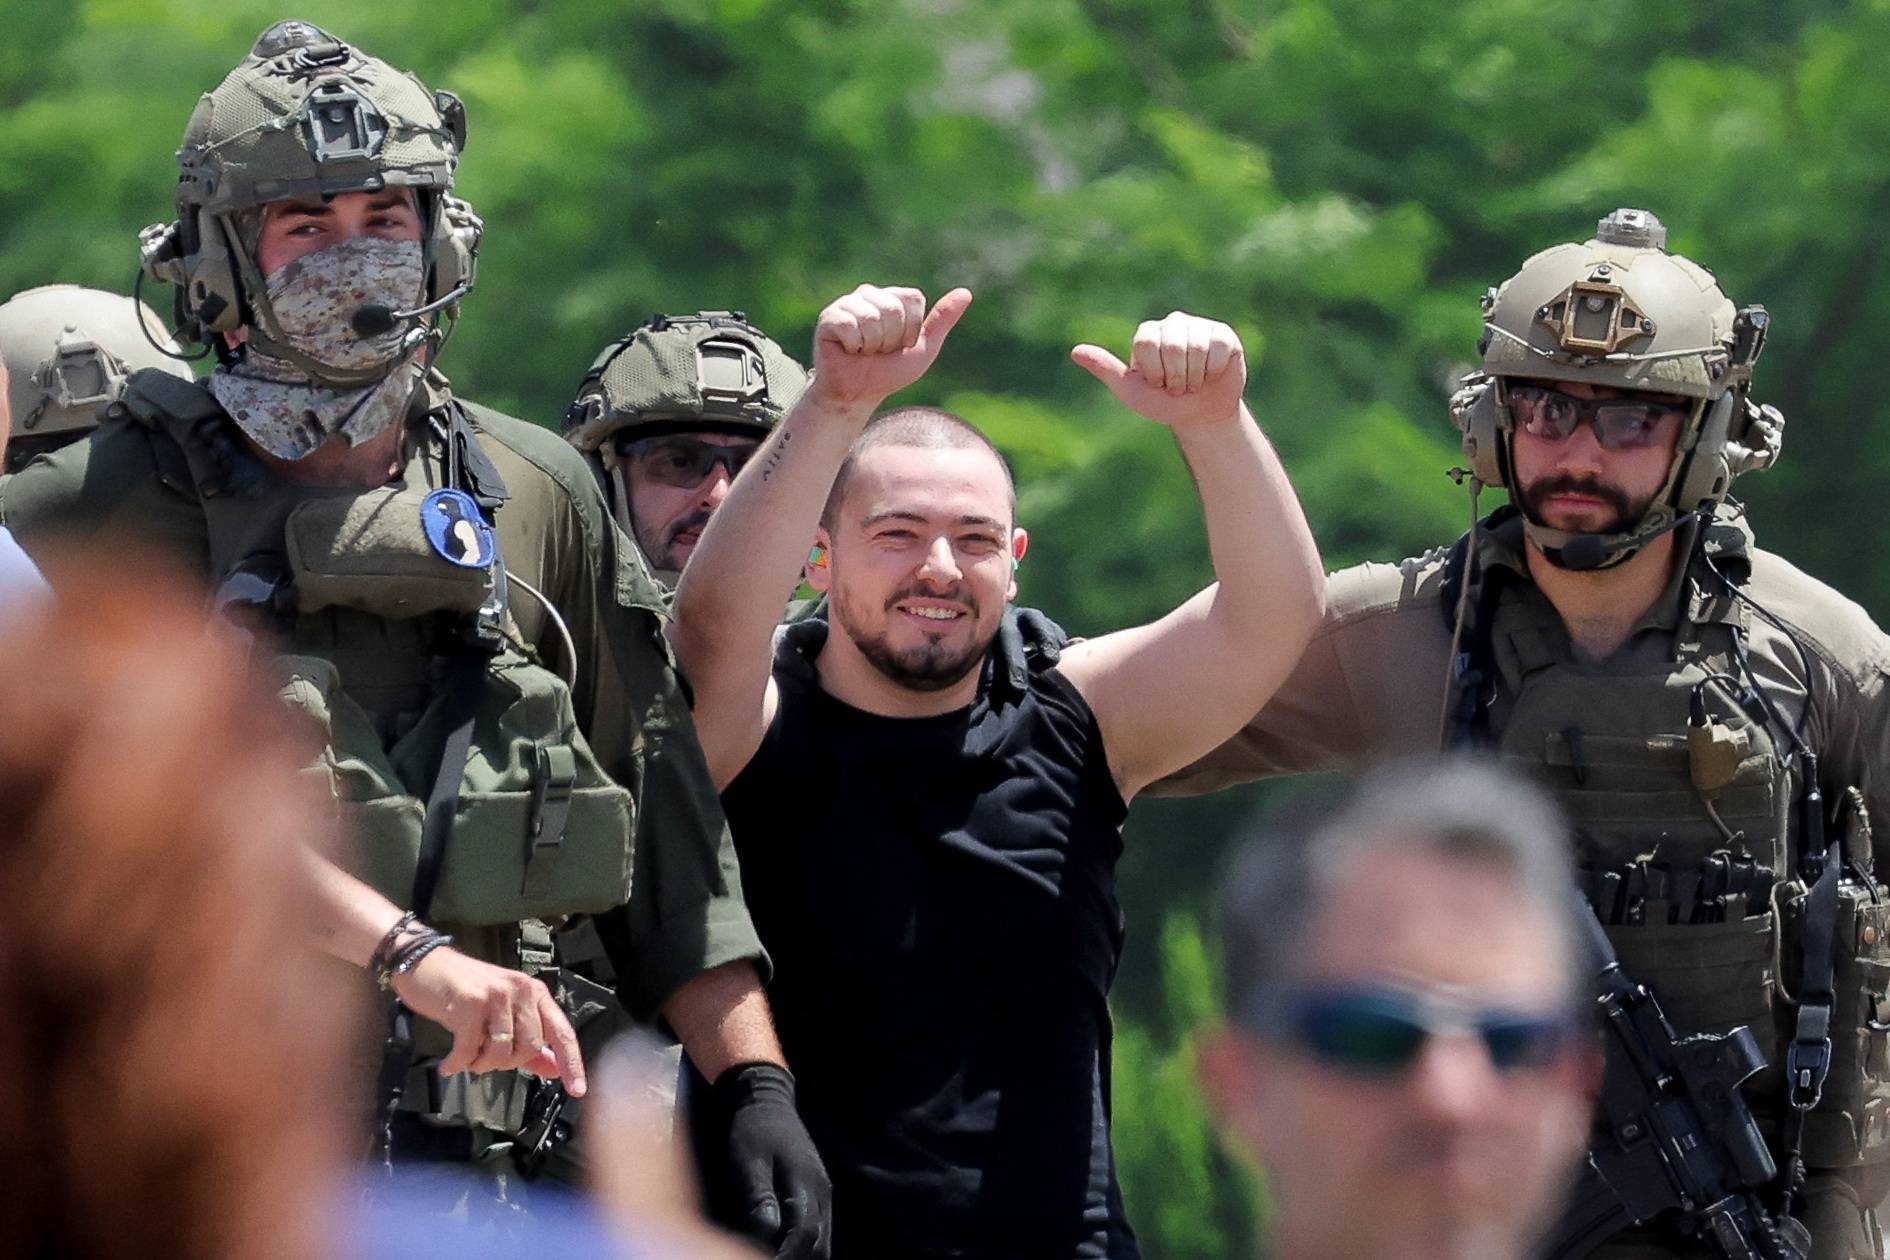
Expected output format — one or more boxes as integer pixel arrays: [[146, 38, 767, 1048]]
[[1454, 379, 1508, 487], [426, 194, 483, 306], [190, 209, 245, 335], [1672, 393, 1738, 514]]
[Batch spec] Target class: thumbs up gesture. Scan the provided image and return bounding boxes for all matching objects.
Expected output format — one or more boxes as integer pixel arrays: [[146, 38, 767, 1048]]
[[1071, 311, 1247, 429], [808, 284, 974, 412]]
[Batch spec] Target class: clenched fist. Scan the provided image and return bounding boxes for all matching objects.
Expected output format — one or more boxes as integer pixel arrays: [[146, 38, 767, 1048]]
[[808, 284, 973, 412], [1071, 311, 1247, 429]]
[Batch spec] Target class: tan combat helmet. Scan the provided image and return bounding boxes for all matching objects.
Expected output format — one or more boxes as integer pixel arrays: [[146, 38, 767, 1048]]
[[1452, 209, 1782, 569], [0, 286, 194, 472], [136, 19, 481, 388]]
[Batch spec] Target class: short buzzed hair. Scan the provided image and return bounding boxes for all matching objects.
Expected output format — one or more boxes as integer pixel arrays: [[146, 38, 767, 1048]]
[[819, 406, 1017, 531], [1221, 758, 1589, 1020]]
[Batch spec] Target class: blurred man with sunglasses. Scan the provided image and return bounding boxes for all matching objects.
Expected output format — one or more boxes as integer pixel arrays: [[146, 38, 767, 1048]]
[[1200, 760, 1597, 1260], [565, 312, 807, 586], [1165, 209, 1890, 1257]]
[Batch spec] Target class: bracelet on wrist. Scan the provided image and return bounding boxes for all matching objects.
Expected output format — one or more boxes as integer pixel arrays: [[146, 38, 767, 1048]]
[[372, 920, 453, 991], [369, 910, 419, 975], [382, 932, 454, 990]]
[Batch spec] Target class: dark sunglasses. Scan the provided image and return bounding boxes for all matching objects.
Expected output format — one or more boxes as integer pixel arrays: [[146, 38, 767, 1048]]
[[613, 434, 759, 488], [1244, 982, 1581, 1078], [1509, 383, 1687, 451]]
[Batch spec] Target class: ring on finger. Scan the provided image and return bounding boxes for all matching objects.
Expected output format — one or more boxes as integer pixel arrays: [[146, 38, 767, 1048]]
[[488, 1031, 515, 1045]]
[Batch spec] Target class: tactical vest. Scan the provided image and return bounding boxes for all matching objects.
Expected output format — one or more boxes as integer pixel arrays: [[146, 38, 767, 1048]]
[[121, 373, 635, 1135], [1454, 520, 1890, 1172]]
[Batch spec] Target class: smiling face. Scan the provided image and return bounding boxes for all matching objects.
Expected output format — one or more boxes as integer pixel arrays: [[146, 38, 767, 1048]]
[[1202, 849, 1593, 1260], [253, 188, 423, 277], [811, 441, 1024, 695], [1508, 378, 1686, 537]]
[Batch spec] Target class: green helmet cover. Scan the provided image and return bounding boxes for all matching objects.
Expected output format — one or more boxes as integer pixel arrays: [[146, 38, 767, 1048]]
[[138, 20, 480, 376], [177, 19, 461, 217], [564, 311, 808, 452]]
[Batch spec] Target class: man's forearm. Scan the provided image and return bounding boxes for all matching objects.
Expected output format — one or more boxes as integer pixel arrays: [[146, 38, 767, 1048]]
[[299, 845, 405, 967], [1174, 402, 1324, 639], [664, 960, 787, 1080], [673, 390, 868, 675]]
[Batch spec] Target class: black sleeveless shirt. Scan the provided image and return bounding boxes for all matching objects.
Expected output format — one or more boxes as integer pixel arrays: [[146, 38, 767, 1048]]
[[721, 616, 1138, 1259]]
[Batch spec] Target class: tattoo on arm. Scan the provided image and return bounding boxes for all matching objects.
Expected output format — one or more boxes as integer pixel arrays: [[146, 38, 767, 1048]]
[[761, 428, 792, 480]]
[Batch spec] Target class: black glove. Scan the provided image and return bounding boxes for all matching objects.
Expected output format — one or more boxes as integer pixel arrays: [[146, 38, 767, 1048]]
[[715, 1061, 832, 1259], [992, 605, 1070, 696]]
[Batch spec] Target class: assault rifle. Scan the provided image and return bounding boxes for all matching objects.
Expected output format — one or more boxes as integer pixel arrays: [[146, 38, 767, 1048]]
[[1542, 903, 1810, 1259]]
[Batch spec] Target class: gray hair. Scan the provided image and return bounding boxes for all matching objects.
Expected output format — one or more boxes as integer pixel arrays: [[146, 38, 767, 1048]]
[[1220, 758, 1589, 1025]]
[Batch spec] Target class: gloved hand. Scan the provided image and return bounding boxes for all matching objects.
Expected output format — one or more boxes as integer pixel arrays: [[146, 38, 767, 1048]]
[[993, 605, 1070, 695], [715, 1062, 832, 1259]]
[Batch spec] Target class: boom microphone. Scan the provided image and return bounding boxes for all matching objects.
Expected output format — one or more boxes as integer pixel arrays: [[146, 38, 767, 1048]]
[[1555, 509, 1703, 571], [349, 281, 472, 339]]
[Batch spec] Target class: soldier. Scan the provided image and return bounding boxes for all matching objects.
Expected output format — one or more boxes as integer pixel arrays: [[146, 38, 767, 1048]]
[[1199, 760, 1596, 1260], [0, 22, 829, 1255], [564, 311, 806, 585], [671, 285, 1325, 1256], [1164, 209, 1890, 1258], [0, 285, 194, 474]]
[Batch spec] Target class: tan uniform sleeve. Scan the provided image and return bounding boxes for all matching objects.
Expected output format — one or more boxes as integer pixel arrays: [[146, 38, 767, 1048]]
[[1744, 550, 1890, 881], [1149, 557, 1459, 796], [1803, 612, 1890, 880]]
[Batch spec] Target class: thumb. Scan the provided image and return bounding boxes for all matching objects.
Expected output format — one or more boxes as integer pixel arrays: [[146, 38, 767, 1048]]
[[1070, 344, 1133, 395], [746, 1181, 783, 1241], [919, 287, 974, 351]]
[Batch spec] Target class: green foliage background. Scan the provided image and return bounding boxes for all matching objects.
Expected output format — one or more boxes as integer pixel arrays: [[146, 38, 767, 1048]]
[[5, 2, 1888, 1254]]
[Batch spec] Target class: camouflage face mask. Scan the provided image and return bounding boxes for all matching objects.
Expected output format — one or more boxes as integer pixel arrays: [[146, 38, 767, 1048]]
[[207, 237, 427, 460]]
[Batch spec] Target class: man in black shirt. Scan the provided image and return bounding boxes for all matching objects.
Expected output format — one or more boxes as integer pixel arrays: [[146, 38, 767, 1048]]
[[671, 284, 1325, 1257]]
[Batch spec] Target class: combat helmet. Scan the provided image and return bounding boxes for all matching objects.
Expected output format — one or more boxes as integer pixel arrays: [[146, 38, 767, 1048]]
[[137, 19, 482, 388], [564, 311, 808, 453], [0, 285, 194, 472], [1452, 209, 1782, 569]]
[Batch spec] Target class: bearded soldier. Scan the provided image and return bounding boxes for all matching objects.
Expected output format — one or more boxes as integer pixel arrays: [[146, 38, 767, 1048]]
[[0, 285, 195, 475], [564, 311, 807, 587], [1165, 209, 1890, 1258], [0, 22, 829, 1254]]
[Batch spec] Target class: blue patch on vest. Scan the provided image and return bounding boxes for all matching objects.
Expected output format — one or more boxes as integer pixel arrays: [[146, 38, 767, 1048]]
[[421, 488, 496, 569]]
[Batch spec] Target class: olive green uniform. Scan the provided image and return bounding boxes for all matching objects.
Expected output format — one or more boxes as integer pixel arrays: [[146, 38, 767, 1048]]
[[1160, 505, 1890, 1256], [0, 370, 766, 1109]]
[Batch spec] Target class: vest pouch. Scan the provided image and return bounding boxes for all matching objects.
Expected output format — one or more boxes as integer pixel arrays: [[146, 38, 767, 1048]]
[[272, 653, 429, 903], [285, 484, 493, 619], [1607, 911, 1780, 1071], [1783, 881, 1890, 1168], [274, 650, 634, 927], [384, 651, 634, 926]]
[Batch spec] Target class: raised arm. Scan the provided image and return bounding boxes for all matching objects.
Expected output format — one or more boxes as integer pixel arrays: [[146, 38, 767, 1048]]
[[672, 284, 973, 786], [1055, 312, 1325, 801]]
